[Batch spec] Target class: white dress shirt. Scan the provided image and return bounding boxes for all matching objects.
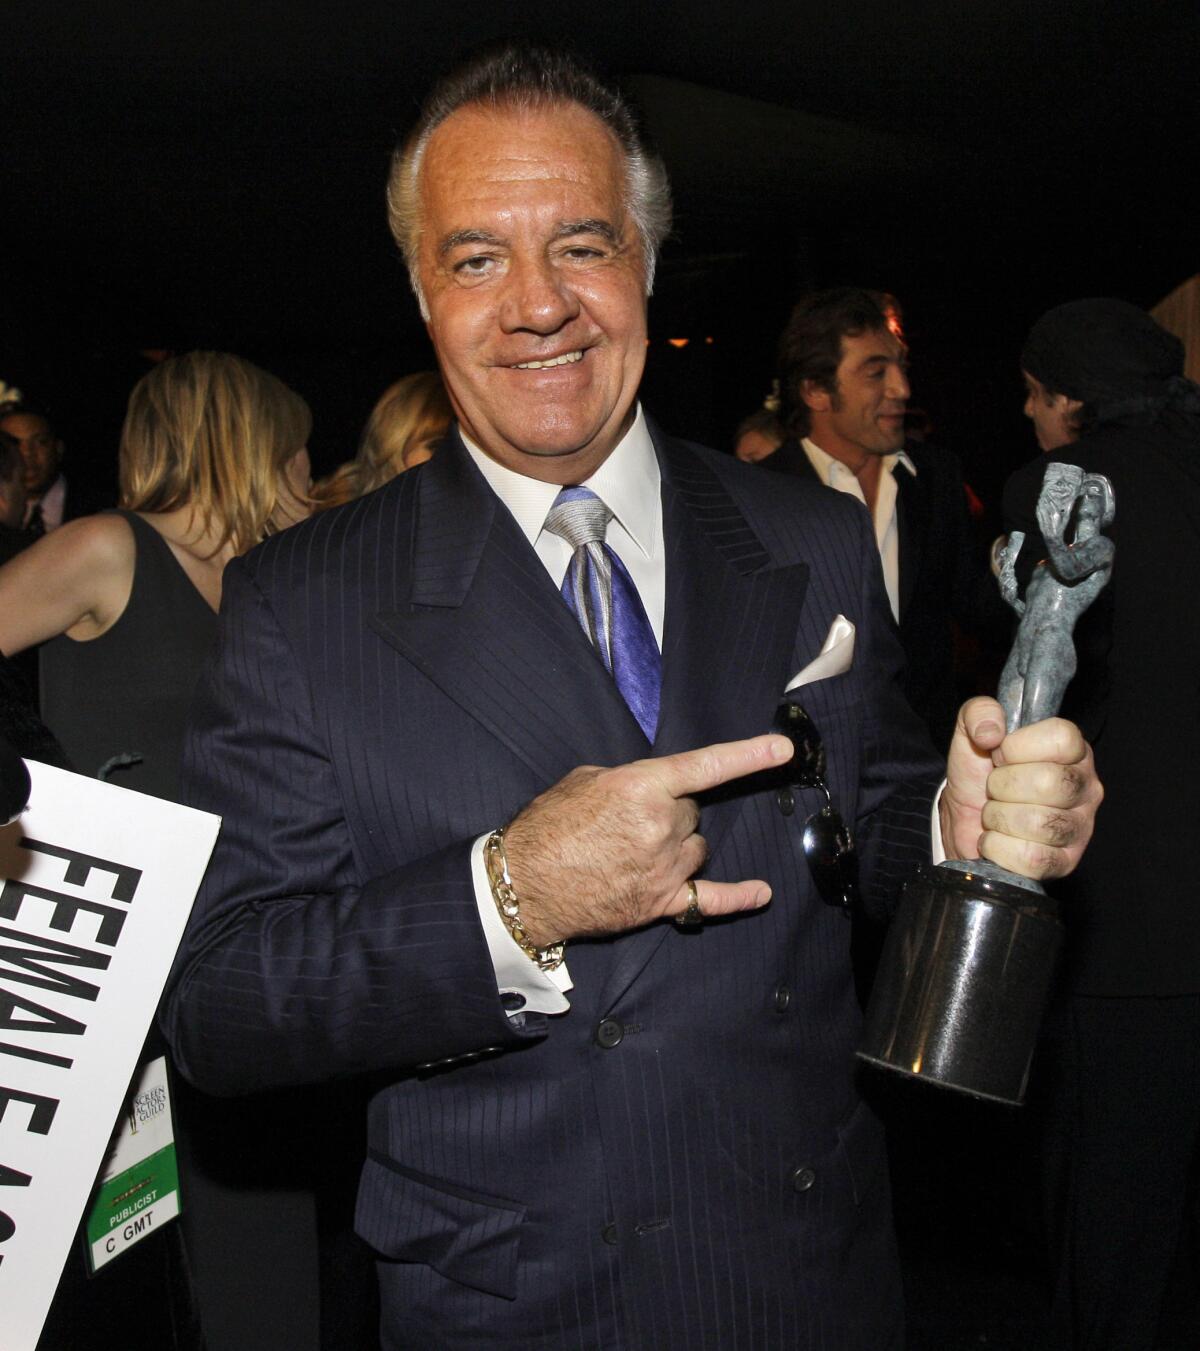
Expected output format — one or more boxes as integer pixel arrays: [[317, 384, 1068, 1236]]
[[25, 473, 67, 532], [801, 439, 916, 624], [462, 408, 662, 1015]]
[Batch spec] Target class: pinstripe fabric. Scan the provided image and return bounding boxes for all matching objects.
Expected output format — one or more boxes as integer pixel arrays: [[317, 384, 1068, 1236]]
[[769, 439, 1004, 752], [162, 423, 942, 1350]]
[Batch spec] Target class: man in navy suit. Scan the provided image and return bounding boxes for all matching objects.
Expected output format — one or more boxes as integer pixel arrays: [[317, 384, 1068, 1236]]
[[162, 46, 1101, 1350]]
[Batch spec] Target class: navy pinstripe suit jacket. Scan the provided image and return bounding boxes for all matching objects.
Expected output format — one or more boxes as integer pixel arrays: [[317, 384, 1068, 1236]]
[[162, 423, 942, 1350]]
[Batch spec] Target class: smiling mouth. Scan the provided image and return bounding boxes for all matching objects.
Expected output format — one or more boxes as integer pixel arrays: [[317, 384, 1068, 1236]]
[[511, 350, 584, 370]]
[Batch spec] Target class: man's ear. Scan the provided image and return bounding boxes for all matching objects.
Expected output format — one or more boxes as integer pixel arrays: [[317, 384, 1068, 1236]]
[[800, 378, 832, 414]]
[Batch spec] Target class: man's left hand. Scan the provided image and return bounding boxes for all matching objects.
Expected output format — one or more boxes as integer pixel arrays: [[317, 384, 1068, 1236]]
[[939, 696, 1102, 879]]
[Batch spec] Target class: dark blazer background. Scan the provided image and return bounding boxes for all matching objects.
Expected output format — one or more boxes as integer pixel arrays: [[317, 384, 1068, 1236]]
[[1003, 413, 1200, 997], [769, 439, 1006, 751], [162, 427, 942, 1350], [61, 473, 113, 523]]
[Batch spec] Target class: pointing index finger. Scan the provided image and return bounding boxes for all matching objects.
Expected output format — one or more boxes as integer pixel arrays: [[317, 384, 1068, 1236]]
[[648, 735, 794, 800]]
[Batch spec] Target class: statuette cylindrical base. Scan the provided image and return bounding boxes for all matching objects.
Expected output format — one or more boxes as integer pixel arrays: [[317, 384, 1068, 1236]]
[[857, 862, 1063, 1105]]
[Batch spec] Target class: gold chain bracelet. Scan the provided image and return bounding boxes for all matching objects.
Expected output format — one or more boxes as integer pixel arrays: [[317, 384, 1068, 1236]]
[[484, 827, 566, 972]]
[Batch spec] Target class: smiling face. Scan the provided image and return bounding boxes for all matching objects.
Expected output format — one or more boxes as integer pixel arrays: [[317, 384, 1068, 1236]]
[[414, 101, 648, 483], [803, 327, 910, 468], [1022, 371, 1081, 451]]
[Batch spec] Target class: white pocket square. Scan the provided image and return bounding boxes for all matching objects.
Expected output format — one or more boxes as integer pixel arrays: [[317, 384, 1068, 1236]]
[[785, 614, 856, 692]]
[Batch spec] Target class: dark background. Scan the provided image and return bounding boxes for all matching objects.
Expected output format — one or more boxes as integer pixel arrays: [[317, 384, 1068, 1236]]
[[3, 0, 1197, 516]]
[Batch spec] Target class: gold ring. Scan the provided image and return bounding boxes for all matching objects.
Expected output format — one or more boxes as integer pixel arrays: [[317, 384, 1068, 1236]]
[[674, 879, 704, 929]]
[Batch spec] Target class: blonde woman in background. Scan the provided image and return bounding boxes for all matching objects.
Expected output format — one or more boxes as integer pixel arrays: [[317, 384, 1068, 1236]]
[[311, 368, 450, 509], [0, 350, 310, 797], [0, 351, 326, 1351]]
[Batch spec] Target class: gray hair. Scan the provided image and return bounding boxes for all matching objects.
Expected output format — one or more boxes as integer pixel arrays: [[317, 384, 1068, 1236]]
[[386, 44, 672, 319]]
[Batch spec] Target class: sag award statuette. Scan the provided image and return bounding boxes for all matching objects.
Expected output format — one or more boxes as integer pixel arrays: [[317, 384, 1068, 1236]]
[[857, 463, 1115, 1103]]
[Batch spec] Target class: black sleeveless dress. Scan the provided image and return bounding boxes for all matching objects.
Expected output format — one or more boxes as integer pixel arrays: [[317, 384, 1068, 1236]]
[[35, 514, 330, 1351], [34, 512, 213, 1348], [39, 510, 217, 799]]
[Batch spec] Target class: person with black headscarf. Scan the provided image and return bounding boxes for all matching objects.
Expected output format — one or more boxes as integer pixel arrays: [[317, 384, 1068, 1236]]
[[1004, 298, 1200, 1351]]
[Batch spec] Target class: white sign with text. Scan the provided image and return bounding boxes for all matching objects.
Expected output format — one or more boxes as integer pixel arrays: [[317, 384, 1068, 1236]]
[[0, 760, 219, 1350]]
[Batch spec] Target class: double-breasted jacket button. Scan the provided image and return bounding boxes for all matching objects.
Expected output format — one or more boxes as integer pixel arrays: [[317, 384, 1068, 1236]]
[[595, 1018, 624, 1049], [600, 1222, 618, 1245], [773, 985, 792, 1014], [790, 1165, 817, 1193], [776, 787, 796, 817]]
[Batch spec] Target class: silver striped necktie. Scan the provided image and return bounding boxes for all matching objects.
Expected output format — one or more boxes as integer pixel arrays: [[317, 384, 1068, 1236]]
[[543, 487, 617, 665], [542, 485, 662, 740]]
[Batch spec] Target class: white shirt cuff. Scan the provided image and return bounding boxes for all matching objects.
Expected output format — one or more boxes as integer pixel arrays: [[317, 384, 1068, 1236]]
[[930, 779, 948, 864], [471, 833, 572, 1015]]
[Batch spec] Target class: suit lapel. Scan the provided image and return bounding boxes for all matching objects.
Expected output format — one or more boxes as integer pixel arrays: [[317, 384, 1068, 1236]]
[[895, 465, 927, 624], [370, 434, 649, 787], [653, 434, 810, 772], [597, 428, 809, 1011]]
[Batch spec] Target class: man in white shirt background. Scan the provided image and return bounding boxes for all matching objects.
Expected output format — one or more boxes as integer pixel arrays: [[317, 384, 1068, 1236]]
[[768, 289, 1004, 753]]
